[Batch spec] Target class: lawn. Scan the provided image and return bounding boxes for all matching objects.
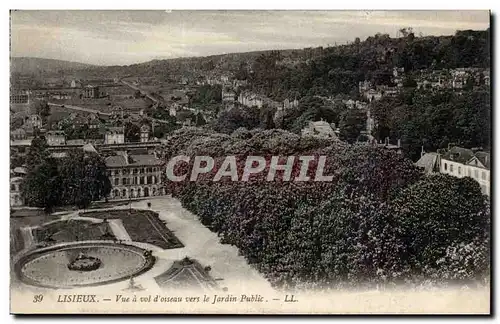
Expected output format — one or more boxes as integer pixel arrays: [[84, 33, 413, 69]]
[[80, 209, 184, 250], [10, 213, 61, 254], [32, 219, 114, 244]]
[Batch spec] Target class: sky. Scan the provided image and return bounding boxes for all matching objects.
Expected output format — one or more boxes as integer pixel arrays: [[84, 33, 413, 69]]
[[10, 10, 490, 66]]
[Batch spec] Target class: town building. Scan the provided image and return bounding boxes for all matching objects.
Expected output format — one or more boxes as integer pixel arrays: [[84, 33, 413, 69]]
[[10, 91, 30, 104], [238, 91, 263, 109], [11, 128, 27, 140], [105, 151, 164, 200], [105, 126, 125, 145], [222, 87, 236, 110], [364, 89, 383, 102], [140, 124, 150, 143], [283, 98, 299, 110], [10, 167, 27, 207], [27, 114, 43, 129], [169, 105, 178, 117], [439, 146, 490, 196], [70, 80, 81, 88], [301, 120, 338, 140], [111, 105, 125, 119], [83, 85, 101, 99], [222, 87, 236, 103], [416, 146, 490, 196], [46, 130, 66, 146], [366, 109, 375, 135]]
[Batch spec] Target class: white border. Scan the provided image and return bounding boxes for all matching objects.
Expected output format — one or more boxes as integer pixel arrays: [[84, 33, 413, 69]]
[[1, 2, 497, 323]]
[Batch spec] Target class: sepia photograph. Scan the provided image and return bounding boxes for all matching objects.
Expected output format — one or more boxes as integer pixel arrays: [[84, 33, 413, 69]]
[[8, 9, 491, 314]]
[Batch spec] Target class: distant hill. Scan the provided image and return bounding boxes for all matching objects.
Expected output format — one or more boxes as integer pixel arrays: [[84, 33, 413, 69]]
[[10, 57, 96, 75]]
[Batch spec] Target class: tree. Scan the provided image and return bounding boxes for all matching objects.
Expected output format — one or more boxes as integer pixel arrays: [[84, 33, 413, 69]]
[[26, 135, 49, 171], [402, 76, 418, 88], [339, 109, 366, 143], [22, 149, 111, 210], [58, 150, 112, 208], [153, 116, 179, 139], [21, 157, 61, 213], [124, 122, 141, 142], [392, 174, 489, 278], [194, 112, 207, 127], [259, 105, 276, 130], [212, 107, 260, 134], [33, 100, 50, 121]]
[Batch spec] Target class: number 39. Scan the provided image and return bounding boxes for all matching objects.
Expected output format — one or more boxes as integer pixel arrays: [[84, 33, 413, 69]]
[[33, 294, 43, 303]]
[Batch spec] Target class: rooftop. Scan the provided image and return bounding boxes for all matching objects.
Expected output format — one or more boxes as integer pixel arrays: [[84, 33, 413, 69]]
[[440, 146, 490, 170], [105, 154, 162, 168], [415, 152, 439, 174]]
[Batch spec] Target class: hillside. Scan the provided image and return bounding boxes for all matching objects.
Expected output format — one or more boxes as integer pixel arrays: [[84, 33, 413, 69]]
[[10, 29, 490, 84], [10, 57, 96, 75]]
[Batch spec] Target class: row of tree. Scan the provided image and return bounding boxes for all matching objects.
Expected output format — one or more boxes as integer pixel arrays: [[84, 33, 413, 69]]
[[161, 127, 490, 289], [21, 135, 111, 212]]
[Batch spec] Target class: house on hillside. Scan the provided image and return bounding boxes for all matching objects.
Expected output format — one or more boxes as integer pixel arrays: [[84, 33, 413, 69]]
[[301, 120, 338, 140]]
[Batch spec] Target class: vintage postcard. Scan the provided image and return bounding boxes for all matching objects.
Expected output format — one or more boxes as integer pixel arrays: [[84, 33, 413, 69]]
[[9, 10, 491, 314]]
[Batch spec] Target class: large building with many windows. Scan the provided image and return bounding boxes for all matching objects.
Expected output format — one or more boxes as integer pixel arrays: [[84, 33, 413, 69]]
[[105, 151, 164, 200], [416, 146, 490, 196], [439, 147, 490, 196]]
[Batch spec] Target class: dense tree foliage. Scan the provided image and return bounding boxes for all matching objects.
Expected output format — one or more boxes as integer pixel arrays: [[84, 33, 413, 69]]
[[211, 107, 260, 134], [188, 84, 222, 112], [371, 88, 490, 160], [22, 146, 111, 212], [160, 128, 489, 289], [243, 30, 489, 101], [391, 174, 489, 279], [339, 109, 367, 143], [124, 121, 141, 142], [33, 100, 51, 122]]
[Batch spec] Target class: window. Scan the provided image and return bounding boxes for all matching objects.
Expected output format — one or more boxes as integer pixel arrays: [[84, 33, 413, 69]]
[[444, 163, 447, 171], [481, 172, 486, 180], [450, 164, 454, 173], [10, 184, 16, 191], [458, 166, 461, 175], [474, 169, 479, 179], [114, 178, 119, 185], [122, 178, 127, 185], [468, 168, 471, 177]]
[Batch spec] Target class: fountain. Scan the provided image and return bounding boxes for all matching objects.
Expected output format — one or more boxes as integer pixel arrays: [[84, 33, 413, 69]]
[[67, 252, 102, 271]]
